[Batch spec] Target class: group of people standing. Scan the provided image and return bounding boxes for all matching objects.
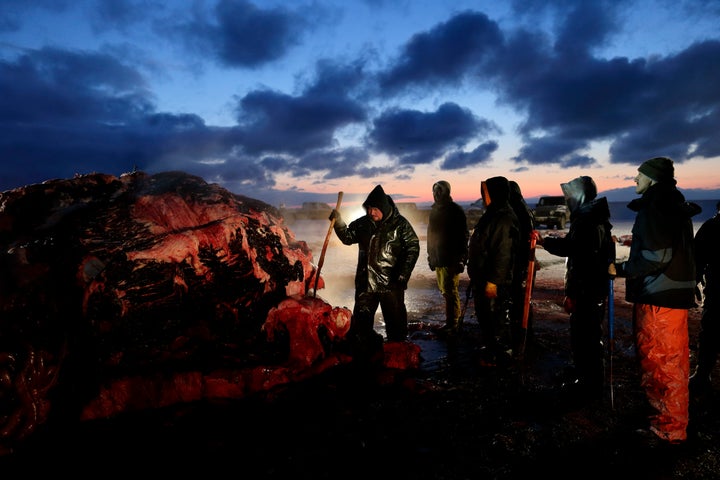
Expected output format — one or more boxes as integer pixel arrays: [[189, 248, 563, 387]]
[[327, 156, 718, 448]]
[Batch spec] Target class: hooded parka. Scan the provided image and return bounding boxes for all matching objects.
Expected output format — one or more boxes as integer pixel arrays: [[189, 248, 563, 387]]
[[467, 176, 520, 360], [332, 185, 420, 345], [542, 176, 614, 396]]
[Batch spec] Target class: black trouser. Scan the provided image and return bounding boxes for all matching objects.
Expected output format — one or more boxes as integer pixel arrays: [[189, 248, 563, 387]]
[[569, 297, 606, 390], [352, 288, 408, 342], [696, 292, 720, 378], [473, 283, 513, 356]]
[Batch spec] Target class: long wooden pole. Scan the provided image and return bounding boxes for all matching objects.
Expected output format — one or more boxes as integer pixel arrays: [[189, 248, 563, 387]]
[[313, 192, 343, 297], [519, 230, 538, 357]]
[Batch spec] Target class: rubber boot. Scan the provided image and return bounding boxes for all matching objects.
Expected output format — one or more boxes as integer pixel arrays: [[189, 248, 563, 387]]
[[437, 318, 459, 337], [437, 294, 460, 336]]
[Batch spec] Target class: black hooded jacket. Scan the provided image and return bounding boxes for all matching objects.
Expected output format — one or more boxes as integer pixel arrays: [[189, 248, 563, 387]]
[[333, 185, 420, 293], [695, 205, 720, 302], [427, 181, 468, 269], [543, 177, 614, 301], [467, 176, 519, 287], [617, 181, 701, 308]]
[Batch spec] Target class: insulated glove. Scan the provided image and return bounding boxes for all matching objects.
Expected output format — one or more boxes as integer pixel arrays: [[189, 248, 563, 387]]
[[607, 263, 617, 279], [484, 281, 497, 299], [397, 275, 408, 289], [613, 262, 625, 278], [328, 209, 341, 223]]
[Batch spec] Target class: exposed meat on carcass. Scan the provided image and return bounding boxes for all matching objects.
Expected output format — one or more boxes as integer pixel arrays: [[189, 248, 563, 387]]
[[265, 295, 352, 368], [0, 171, 360, 454]]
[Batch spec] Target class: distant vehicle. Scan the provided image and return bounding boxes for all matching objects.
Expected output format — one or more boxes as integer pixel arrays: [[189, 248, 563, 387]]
[[465, 199, 484, 229], [396, 202, 430, 224], [280, 202, 332, 222], [533, 195, 570, 229]]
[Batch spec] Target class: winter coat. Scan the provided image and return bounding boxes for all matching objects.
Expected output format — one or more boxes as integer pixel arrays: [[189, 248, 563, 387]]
[[543, 196, 614, 302], [695, 208, 720, 303], [467, 176, 519, 288], [616, 181, 701, 308], [333, 185, 420, 293], [427, 183, 468, 270]]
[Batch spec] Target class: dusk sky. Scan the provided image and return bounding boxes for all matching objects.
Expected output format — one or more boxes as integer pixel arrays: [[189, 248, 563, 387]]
[[2, 0, 720, 208]]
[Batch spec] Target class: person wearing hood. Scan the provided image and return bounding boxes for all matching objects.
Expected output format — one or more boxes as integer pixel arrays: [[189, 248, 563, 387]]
[[328, 185, 420, 361], [613, 157, 701, 446], [427, 181, 469, 336], [536, 176, 615, 401], [467, 176, 520, 365]]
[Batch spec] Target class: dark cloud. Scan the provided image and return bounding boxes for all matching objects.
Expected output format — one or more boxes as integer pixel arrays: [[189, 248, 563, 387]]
[[175, 0, 311, 68], [233, 87, 367, 155], [300, 147, 371, 180], [442, 142, 499, 170], [0, 0, 70, 33], [366, 102, 498, 165], [501, 36, 720, 167], [377, 11, 503, 94]]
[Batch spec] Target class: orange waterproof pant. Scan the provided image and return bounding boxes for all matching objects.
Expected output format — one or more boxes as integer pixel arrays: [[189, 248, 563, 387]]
[[634, 303, 689, 442]]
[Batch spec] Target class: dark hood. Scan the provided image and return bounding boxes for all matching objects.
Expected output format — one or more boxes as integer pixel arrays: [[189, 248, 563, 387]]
[[561, 176, 597, 214], [482, 176, 510, 208], [363, 185, 392, 218]]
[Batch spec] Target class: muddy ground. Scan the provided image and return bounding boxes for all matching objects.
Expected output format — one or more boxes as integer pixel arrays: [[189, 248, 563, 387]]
[[5, 265, 720, 479]]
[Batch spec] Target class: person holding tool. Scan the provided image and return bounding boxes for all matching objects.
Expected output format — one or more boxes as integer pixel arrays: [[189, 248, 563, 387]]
[[427, 180, 469, 336], [328, 185, 419, 361], [535, 176, 614, 403]]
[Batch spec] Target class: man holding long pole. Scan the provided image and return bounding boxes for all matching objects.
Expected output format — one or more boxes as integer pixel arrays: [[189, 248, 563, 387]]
[[328, 185, 419, 361]]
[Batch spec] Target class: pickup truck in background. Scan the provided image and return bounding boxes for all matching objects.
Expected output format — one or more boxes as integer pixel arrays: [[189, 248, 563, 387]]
[[532, 195, 570, 229]]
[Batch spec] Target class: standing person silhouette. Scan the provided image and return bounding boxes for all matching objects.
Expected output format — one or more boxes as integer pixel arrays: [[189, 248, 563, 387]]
[[427, 180, 469, 336], [613, 157, 701, 445], [328, 185, 420, 361], [467, 176, 520, 365], [536, 176, 614, 402], [690, 200, 720, 395]]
